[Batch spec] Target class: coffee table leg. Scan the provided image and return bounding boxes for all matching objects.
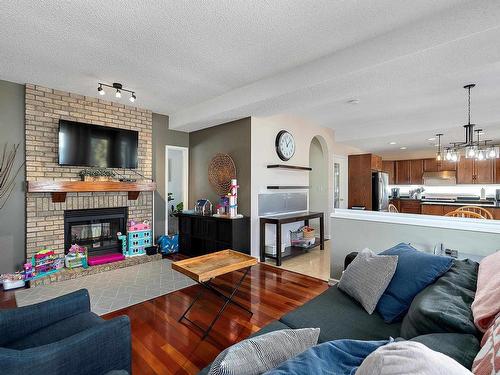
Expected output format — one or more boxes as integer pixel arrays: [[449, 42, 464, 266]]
[[201, 267, 251, 339], [179, 267, 252, 340], [179, 287, 205, 323]]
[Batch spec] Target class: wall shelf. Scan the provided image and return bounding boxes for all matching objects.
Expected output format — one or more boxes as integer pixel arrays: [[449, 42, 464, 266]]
[[267, 185, 310, 190], [27, 181, 156, 203], [267, 164, 312, 171]]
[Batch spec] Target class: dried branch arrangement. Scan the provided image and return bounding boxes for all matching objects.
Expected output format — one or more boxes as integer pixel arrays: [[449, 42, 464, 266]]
[[0, 143, 24, 210]]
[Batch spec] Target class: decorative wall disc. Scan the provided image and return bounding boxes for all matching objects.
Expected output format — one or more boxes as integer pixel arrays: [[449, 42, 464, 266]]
[[208, 153, 236, 195]]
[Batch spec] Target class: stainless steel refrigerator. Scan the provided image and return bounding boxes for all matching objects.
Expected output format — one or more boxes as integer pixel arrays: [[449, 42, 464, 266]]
[[372, 172, 389, 211]]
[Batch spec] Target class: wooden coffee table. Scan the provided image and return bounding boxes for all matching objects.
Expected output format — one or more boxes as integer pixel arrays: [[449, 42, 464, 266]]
[[172, 249, 258, 339]]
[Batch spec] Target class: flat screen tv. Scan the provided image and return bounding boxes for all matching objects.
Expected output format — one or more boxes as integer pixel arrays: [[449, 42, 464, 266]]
[[58, 120, 138, 169]]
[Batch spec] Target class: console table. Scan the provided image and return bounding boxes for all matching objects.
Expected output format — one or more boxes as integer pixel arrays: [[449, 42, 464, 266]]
[[259, 211, 324, 266]]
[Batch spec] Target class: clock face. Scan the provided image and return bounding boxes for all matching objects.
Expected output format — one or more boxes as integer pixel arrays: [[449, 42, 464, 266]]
[[275, 130, 295, 161]]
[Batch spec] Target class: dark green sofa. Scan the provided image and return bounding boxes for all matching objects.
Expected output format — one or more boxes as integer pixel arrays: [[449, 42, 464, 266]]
[[199, 256, 480, 374]]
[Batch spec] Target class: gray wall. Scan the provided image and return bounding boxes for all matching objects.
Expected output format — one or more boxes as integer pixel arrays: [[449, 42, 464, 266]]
[[189, 118, 251, 216], [0, 80, 25, 273], [152, 113, 189, 237]]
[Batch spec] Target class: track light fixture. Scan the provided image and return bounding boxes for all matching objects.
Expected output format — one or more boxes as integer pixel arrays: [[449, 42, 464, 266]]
[[97, 82, 136, 103]]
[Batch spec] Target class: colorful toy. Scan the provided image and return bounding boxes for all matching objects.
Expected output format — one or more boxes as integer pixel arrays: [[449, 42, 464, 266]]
[[64, 244, 88, 269], [128, 219, 151, 231], [23, 249, 62, 281], [1, 272, 25, 290], [228, 179, 239, 218], [120, 220, 151, 257]]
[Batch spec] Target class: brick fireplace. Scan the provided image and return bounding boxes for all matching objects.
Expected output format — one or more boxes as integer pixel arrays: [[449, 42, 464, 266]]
[[25, 84, 153, 260]]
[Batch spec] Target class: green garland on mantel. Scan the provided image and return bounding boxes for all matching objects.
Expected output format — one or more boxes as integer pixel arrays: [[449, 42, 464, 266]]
[[78, 168, 116, 180]]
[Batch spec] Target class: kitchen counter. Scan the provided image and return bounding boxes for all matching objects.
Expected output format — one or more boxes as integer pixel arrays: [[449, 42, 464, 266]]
[[420, 201, 497, 207]]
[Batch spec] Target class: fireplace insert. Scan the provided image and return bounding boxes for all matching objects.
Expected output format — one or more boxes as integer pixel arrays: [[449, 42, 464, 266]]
[[64, 207, 128, 256]]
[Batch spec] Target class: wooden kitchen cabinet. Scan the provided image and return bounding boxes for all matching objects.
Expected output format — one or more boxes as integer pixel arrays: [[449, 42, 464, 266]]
[[423, 158, 457, 172], [410, 159, 424, 184], [457, 158, 494, 184], [474, 159, 495, 184], [399, 199, 421, 214], [421, 204, 443, 216], [371, 155, 383, 171], [395, 160, 411, 185], [382, 161, 395, 184], [496, 159, 500, 184], [348, 154, 374, 210]]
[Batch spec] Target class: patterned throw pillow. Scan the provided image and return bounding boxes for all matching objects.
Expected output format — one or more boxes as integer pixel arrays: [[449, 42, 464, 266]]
[[338, 248, 398, 314], [208, 328, 320, 375], [472, 313, 499, 375]]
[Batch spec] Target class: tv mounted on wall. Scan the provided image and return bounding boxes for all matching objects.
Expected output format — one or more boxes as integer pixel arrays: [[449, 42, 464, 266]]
[[58, 120, 138, 169]]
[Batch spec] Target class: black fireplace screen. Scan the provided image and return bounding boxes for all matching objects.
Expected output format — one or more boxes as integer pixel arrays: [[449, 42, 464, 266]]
[[64, 207, 127, 256]]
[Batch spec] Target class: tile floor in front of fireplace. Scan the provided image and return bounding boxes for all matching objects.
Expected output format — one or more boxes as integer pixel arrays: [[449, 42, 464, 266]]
[[15, 259, 196, 315]]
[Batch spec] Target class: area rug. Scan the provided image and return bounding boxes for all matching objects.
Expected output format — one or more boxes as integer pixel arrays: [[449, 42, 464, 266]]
[[15, 258, 196, 315]]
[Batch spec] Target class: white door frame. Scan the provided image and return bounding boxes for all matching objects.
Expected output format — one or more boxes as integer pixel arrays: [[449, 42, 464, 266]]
[[165, 145, 189, 235], [333, 154, 348, 210]]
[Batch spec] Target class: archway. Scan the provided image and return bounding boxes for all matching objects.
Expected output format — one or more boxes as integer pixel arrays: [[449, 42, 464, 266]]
[[309, 136, 329, 233]]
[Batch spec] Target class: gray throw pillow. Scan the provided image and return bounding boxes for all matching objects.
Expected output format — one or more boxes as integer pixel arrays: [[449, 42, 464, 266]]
[[208, 328, 320, 375], [338, 248, 398, 314]]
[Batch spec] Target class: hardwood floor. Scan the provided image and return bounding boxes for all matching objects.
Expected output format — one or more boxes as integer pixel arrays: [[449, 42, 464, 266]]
[[0, 262, 328, 375]]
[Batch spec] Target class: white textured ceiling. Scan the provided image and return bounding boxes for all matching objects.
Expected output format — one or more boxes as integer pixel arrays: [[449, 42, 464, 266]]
[[1, 1, 500, 156]]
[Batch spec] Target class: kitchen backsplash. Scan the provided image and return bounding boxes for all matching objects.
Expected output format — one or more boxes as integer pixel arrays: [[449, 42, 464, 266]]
[[389, 185, 500, 197]]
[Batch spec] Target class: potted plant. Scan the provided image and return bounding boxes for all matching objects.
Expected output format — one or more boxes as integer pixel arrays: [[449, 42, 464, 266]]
[[78, 168, 116, 182]]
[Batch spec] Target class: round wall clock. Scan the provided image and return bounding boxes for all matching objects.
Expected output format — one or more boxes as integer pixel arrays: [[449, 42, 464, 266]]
[[275, 130, 296, 161]]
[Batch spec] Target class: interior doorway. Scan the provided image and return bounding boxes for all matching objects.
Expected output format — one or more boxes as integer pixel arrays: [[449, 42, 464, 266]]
[[165, 146, 189, 235]]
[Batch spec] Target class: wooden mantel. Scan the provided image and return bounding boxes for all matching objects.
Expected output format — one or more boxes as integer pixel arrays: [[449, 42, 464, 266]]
[[27, 181, 157, 203]]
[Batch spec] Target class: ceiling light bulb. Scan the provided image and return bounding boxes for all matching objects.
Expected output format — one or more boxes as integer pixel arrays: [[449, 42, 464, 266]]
[[466, 146, 476, 158], [436, 152, 442, 161], [427, 137, 436, 141], [477, 150, 485, 161], [451, 152, 458, 162], [115, 89, 122, 98], [486, 148, 496, 159], [389, 141, 397, 145], [129, 93, 136, 103], [400, 146, 407, 150], [98, 85, 105, 96]]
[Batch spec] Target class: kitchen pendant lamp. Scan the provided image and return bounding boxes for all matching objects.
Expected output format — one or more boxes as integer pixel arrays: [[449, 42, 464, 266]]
[[434, 84, 499, 161]]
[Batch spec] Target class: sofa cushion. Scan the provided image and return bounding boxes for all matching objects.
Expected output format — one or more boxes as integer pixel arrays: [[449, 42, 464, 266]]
[[356, 341, 472, 375], [207, 328, 320, 375], [6, 311, 104, 350], [263, 339, 389, 375], [401, 258, 478, 339], [338, 248, 398, 314], [376, 243, 453, 323], [280, 286, 401, 342], [409, 333, 479, 370], [198, 320, 292, 375]]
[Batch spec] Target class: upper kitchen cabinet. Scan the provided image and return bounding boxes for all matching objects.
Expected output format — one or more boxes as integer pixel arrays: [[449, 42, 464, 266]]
[[410, 159, 424, 185], [457, 158, 494, 184], [496, 159, 500, 184], [424, 158, 457, 172], [371, 155, 383, 171], [395, 160, 411, 185], [382, 161, 395, 184]]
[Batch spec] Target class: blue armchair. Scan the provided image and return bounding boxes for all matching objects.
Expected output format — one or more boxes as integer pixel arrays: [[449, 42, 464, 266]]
[[0, 289, 131, 375]]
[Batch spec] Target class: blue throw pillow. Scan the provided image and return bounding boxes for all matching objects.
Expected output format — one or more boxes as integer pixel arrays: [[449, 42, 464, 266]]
[[263, 339, 390, 375], [376, 243, 453, 323]]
